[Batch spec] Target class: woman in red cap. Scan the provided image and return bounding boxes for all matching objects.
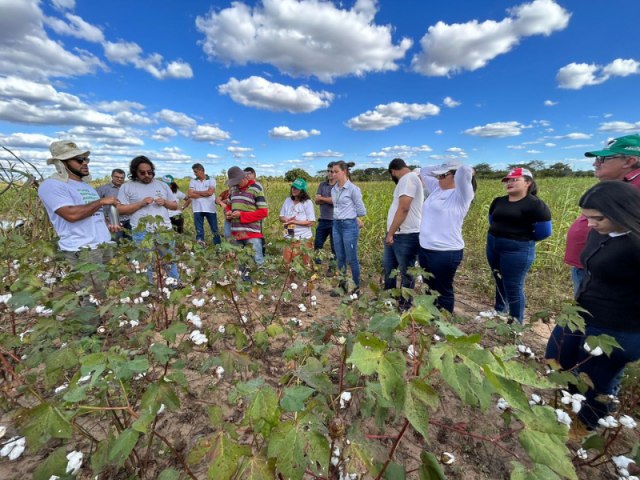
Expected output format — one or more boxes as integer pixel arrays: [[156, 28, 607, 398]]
[[485, 168, 552, 323]]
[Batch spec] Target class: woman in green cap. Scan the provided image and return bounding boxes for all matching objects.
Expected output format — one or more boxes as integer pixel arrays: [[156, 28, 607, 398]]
[[279, 178, 316, 265]]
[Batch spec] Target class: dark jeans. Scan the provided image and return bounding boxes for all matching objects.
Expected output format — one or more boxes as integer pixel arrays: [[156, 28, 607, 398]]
[[383, 233, 420, 290], [332, 219, 360, 288], [418, 247, 463, 313], [314, 219, 335, 263], [115, 219, 131, 244], [545, 324, 640, 428], [194, 211, 221, 244], [170, 214, 184, 234], [486, 234, 535, 324]]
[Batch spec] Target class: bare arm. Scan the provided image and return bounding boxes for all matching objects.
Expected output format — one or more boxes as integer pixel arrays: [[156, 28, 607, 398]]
[[117, 197, 153, 215], [56, 196, 117, 223], [385, 195, 412, 245]]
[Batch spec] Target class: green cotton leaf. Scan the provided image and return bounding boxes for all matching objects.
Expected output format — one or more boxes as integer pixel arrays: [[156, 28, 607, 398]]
[[140, 382, 181, 412], [384, 462, 406, 479], [581, 433, 605, 452], [91, 434, 114, 474], [280, 385, 315, 412], [553, 304, 587, 332], [108, 429, 140, 467], [378, 351, 407, 410], [158, 468, 181, 480], [132, 410, 155, 434], [160, 322, 188, 343], [400, 305, 434, 327], [369, 313, 401, 339], [295, 357, 337, 395], [206, 433, 252, 480], [344, 427, 384, 477], [347, 339, 386, 375], [44, 347, 78, 387], [584, 334, 621, 357], [516, 407, 577, 480], [62, 384, 88, 403], [229, 377, 265, 403], [267, 417, 329, 480], [510, 461, 561, 480], [19, 403, 73, 451], [236, 454, 275, 480], [483, 367, 532, 412], [150, 343, 176, 364], [490, 350, 555, 390], [114, 356, 149, 380], [208, 405, 223, 427], [32, 446, 67, 480], [266, 323, 284, 337], [404, 379, 438, 439], [418, 451, 446, 480], [434, 320, 465, 338], [247, 386, 280, 438], [429, 342, 493, 409]]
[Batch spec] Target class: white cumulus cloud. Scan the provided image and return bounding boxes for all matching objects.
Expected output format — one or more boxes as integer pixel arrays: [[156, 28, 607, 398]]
[[347, 102, 440, 131], [219, 76, 333, 113], [544, 100, 558, 106], [191, 125, 231, 143], [269, 126, 320, 140], [443, 96, 461, 108], [598, 121, 640, 133], [412, 0, 570, 76], [196, 0, 412, 82], [156, 109, 197, 129], [557, 58, 640, 89], [464, 121, 524, 138], [368, 145, 432, 159], [302, 150, 343, 159], [104, 41, 193, 80]]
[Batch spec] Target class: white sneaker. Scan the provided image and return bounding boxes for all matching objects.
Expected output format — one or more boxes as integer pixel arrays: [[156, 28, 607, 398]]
[[478, 309, 498, 318]]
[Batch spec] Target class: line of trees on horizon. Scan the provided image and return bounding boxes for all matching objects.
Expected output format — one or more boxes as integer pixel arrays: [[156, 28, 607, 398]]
[[281, 159, 593, 183]]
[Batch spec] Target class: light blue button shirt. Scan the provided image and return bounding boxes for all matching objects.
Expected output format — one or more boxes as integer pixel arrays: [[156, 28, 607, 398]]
[[331, 180, 366, 219]]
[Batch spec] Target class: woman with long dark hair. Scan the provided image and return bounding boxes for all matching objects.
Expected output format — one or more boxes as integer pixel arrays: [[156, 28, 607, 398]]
[[279, 178, 315, 265], [485, 168, 552, 323], [545, 181, 640, 428], [331, 161, 366, 293]]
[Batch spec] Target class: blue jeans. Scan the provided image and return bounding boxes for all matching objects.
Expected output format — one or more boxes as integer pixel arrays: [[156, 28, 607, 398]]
[[571, 267, 585, 298], [132, 231, 179, 284], [332, 219, 361, 288], [314, 219, 335, 263], [418, 248, 463, 313], [235, 237, 264, 265], [486, 234, 535, 324], [193, 211, 221, 244], [223, 219, 232, 239], [545, 324, 640, 428], [114, 219, 132, 244], [383, 233, 420, 291]]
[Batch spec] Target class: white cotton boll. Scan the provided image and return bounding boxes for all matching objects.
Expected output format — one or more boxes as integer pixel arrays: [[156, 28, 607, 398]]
[[187, 312, 202, 328], [35, 305, 53, 316], [583, 342, 604, 356], [291, 318, 302, 327], [529, 393, 543, 406], [119, 320, 127, 327], [337, 336, 346, 345], [620, 415, 637, 429], [129, 320, 140, 328], [78, 374, 91, 384], [441, 452, 455, 465], [215, 366, 225, 379], [18, 329, 33, 342], [165, 277, 177, 286], [189, 330, 208, 345], [89, 295, 101, 305], [517, 344, 535, 358], [133, 297, 142, 304], [407, 345, 416, 360], [310, 295, 317, 301], [157, 404, 166, 415], [0, 293, 12, 304], [233, 295, 239, 302], [271, 295, 277, 301], [141, 290, 150, 298], [241, 315, 248, 324], [45, 277, 57, 285], [555, 409, 572, 426], [613, 455, 636, 471], [54, 383, 69, 393], [598, 415, 620, 428], [339, 391, 352, 409], [218, 325, 226, 334], [298, 304, 307, 312], [311, 301, 317, 307], [14, 305, 29, 314], [350, 293, 358, 300], [0, 425, 6, 439], [258, 294, 264, 301], [290, 283, 298, 290], [576, 448, 588, 460], [192, 298, 205, 307], [496, 398, 509, 411], [120, 297, 131, 304], [65, 450, 83, 475], [433, 334, 442, 342], [0, 436, 26, 460]]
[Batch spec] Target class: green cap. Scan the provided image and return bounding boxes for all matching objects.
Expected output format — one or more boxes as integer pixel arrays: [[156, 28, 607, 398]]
[[585, 134, 640, 157], [160, 174, 174, 185], [291, 178, 307, 192]]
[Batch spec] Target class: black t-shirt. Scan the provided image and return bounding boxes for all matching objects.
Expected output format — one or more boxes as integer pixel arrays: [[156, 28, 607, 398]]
[[578, 232, 640, 331], [488, 194, 551, 241]]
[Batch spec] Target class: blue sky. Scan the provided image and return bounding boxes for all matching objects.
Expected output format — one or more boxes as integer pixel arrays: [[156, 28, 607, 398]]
[[1, 0, 639, 180]]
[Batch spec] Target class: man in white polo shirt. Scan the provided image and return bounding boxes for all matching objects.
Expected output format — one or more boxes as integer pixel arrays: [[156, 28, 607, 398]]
[[383, 158, 424, 310], [188, 163, 220, 246]]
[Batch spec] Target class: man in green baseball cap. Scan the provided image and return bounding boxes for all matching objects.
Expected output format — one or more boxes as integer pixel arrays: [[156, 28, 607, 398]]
[[585, 134, 640, 183]]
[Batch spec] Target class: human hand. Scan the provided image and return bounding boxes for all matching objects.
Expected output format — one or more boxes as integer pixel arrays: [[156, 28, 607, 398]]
[[142, 197, 154, 205], [154, 197, 166, 206], [100, 197, 119, 206], [108, 224, 123, 233], [357, 218, 364, 228], [385, 233, 394, 246]]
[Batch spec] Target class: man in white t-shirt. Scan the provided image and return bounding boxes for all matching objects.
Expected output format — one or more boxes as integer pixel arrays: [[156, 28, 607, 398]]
[[188, 163, 220, 246], [38, 140, 120, 310], [117, 156, 179, 283], [383, 158, 424, 307]]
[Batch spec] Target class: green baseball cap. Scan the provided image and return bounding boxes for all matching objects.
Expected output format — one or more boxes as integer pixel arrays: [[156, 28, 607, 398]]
[[585, 134, 640, 157], [291, 178, 307, 191], [160, 174, 174, 185]]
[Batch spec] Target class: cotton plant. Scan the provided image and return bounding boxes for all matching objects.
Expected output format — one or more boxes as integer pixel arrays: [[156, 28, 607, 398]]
[[598, 415, 620, 429], [0, 436, 25, 460], [560, 390, 586, 414], [612, 455, 636, 479], [65, 450, 83, 475], [583, 342, 603, 356], [517, 344, 535, 359], [186, 312, 202, 329], [496, 398, 509, 412], [555, 409, 572, 426], [339, 391, 352, 409], [189, 330, 208, 346]]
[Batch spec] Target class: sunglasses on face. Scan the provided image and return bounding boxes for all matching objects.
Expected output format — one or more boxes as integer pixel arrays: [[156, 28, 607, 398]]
[[435, 172, 452, 179], [137, 170, 154, 177], [594, 155, 624, 165], [71, 156, 90, 164]]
